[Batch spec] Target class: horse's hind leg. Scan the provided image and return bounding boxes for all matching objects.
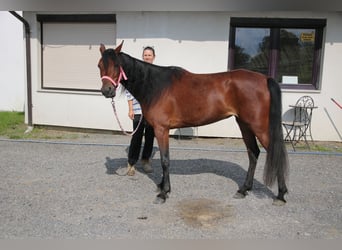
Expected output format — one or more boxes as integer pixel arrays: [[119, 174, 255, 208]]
[[274, 167, 288, 205], [234, 119, 260, 199]]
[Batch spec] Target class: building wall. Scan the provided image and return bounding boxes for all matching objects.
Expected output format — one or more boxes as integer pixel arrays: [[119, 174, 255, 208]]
[[0, 11, 25, 111], [24, 11, 342, 141]]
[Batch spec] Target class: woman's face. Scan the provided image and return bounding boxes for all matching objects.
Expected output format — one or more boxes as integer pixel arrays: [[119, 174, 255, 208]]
[[142, 49, 155, 64]]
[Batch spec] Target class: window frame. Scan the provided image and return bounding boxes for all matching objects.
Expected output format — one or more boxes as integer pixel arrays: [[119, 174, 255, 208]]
[[228, 17, 326, 90], [37, 14, 116, 92]]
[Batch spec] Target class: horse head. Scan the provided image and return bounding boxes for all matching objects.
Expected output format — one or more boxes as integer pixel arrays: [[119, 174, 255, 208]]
[[98, 41, 125, 98]]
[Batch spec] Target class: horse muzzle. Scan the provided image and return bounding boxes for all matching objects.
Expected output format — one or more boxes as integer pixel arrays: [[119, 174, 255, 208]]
[[101, 84, 116, 98]]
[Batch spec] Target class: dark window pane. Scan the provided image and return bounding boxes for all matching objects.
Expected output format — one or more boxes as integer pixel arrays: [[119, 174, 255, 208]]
[[277, 28, 315, 84], [234, 28, 270, 75]]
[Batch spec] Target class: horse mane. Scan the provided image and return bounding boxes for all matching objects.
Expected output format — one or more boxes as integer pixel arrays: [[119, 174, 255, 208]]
[[118, 52, 185, 107]]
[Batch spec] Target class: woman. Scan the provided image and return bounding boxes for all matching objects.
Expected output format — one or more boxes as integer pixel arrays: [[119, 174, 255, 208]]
[[125, 46, 156, 176]]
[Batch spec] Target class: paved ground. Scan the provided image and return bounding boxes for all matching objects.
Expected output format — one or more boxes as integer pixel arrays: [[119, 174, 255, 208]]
[[0, 134, 341, 239]]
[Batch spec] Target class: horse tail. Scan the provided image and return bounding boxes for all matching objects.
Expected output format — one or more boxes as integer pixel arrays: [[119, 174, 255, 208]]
[[264, 78, 289, 187]]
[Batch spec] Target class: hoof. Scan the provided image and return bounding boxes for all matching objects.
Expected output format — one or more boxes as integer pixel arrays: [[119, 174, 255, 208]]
[[155, 185, 161, 193], [233, 192, 246, 199], [153, 196, 166, 204], [272, 198, 286, 206], [153, 192, 169, 204]]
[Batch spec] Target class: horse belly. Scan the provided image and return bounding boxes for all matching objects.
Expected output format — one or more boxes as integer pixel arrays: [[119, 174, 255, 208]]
[[169, 99, 235, 128]]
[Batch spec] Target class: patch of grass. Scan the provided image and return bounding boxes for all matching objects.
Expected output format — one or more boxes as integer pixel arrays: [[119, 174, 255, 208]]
[[0, 111, 80, 140], [0, 112, 27, 138], [284, 140, 342, 153], [310, 144, 331, 152], [310, 143, 342, 153]]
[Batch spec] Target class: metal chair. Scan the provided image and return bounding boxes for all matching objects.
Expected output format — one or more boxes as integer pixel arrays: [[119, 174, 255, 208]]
[[282, 96, 315, 151]]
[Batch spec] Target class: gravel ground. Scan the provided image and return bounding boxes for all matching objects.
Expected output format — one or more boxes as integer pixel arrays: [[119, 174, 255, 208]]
[[0, 134, 341, 239]]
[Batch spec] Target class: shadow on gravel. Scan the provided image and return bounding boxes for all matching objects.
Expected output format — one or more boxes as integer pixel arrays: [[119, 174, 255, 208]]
[[104, 156, 275, 200]]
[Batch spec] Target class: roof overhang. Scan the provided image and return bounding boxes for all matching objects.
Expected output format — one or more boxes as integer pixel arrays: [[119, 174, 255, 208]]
[[2, 0, 342, 12]]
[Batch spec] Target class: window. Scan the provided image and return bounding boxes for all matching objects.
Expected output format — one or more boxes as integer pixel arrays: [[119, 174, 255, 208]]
[[228, 18, 326, 90], [37, 14, 116, 92]]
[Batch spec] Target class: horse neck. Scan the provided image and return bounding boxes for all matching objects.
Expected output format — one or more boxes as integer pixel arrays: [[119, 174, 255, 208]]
[[121, 52, 155, 75], [119, 53, 160, 106]]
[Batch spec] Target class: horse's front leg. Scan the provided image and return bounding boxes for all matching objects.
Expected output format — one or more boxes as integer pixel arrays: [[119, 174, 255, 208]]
[[153, 127, 171, 204]]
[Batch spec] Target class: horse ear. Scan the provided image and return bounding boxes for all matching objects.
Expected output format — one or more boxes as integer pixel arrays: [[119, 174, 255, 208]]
[[100, 44, 106, 54], [115, 40, 124, 53]]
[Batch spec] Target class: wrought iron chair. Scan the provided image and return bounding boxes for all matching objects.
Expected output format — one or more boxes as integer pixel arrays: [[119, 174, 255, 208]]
[[282, 96, 315, 151]]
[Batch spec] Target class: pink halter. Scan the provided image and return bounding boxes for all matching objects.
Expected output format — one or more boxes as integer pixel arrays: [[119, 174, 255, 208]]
[[101, 66, 127, 88]]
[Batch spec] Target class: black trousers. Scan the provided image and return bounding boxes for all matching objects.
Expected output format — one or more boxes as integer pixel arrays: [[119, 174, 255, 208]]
[[128, 114, 155, 166]]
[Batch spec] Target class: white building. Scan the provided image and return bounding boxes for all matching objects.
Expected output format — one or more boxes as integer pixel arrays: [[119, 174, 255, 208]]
[[1, 1, 342, 141], [0, 11, 25, 111]]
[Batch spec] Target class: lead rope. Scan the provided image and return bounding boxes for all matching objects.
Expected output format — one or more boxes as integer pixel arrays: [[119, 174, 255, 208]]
[[111, 98, 143, 136]]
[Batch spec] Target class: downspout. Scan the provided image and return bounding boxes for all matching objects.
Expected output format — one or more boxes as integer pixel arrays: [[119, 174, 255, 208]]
[[9, 11, 33, 130]]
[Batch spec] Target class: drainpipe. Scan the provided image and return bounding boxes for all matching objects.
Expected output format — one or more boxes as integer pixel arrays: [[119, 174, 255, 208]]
[[9, 11, 33, 131]]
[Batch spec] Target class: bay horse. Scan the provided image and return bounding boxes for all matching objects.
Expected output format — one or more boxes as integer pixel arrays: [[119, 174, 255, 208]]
[[98, 42, 289, 205]]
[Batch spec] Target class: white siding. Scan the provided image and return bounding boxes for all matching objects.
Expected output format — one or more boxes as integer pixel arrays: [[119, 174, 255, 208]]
[[0, 11, 25, 111]]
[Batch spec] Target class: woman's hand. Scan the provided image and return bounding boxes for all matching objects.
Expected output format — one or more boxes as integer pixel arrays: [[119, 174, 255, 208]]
[[128, 109, 134, 120], [128, 100, 134, 120]]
